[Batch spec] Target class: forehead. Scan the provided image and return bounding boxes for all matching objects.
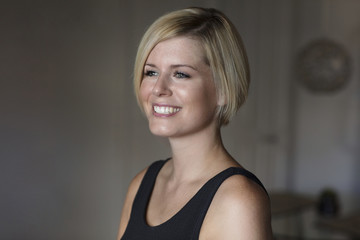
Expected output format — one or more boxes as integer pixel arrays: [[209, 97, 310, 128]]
[[146, 36, 208, 65]]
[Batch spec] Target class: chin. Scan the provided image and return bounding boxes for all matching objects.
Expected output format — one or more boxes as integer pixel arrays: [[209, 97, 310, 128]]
[[149, 123, 179, 137], [149, 129, 174, 138], [148, 124, 174, 137]]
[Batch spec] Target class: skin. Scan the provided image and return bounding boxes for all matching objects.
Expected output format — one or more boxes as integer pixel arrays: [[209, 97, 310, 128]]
[[117, 36, 273, 240]]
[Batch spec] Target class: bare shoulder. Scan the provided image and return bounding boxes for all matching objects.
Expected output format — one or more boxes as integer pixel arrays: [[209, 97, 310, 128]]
[[200, 173, 273, 240], [117, 167, 148, 240]]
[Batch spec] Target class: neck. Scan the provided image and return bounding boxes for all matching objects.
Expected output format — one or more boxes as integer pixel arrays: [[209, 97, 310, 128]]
[[167, 126, 233, 183]]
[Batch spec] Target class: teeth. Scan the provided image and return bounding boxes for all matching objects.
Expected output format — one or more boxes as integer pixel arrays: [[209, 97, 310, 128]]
[[154, 105, 180, 114]]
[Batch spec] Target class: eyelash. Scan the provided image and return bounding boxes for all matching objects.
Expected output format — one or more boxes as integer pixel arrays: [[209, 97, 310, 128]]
[[174, 71, 190, 79], [144, 70, 158, 77], [144, 70, 191, 79]]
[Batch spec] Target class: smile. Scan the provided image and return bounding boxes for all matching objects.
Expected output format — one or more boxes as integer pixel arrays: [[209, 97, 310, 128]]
[[153, 105, 181, 115]]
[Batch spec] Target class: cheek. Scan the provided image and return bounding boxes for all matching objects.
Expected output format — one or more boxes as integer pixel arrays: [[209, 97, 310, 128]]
[[188, 82, 218, 106], [204, 81, 219, 105]]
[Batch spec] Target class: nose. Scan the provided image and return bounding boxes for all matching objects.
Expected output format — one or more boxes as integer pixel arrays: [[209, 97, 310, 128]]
[[152, 74, 172, 97]]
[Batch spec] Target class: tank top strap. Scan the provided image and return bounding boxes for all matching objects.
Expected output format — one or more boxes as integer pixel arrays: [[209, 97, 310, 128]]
[[128, 159, 168, 223]]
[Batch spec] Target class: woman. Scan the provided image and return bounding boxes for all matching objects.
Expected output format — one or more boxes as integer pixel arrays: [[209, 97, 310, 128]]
[[118, 7, 273, 240]]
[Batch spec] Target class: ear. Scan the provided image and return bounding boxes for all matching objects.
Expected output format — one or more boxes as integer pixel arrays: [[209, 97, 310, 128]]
[[217, 92, 226, 106]]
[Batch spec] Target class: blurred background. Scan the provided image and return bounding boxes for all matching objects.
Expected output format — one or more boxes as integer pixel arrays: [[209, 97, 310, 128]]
[[1, 0, 359, 239]]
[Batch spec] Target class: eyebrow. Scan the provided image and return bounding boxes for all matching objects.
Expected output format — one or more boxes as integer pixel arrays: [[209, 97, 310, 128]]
[[145, 63, 198, 71]]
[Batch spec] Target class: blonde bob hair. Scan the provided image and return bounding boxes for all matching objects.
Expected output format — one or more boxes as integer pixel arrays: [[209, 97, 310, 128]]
[[134, 7, 250, 126]]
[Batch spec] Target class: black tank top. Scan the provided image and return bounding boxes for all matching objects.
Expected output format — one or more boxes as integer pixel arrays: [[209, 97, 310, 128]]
[[121, 160, 267, 240]]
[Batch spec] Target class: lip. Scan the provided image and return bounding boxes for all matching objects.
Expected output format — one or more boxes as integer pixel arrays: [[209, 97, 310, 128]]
[[152, 103, 182, 117]]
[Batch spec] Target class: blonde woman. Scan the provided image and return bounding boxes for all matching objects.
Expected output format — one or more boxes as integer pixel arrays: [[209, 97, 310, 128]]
[[118, 7, 273, 240]]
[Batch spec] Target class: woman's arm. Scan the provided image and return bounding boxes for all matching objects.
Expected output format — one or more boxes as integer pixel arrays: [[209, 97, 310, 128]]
[[200, 175, 273, 240]]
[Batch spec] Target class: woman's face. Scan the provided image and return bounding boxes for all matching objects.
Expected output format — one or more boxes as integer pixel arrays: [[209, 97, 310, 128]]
[[139, 36, 220, 138]]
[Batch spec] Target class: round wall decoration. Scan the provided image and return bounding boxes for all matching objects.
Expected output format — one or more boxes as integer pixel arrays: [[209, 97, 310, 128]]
[[296, 38, 352, 93]]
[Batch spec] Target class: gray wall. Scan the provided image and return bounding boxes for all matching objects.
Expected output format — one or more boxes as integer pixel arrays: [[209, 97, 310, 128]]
[[1, 0, 359, 239]]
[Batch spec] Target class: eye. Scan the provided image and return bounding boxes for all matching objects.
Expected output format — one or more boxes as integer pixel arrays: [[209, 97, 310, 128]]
[[144, 70, 158, 77], [174, 71, 190, 79]]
